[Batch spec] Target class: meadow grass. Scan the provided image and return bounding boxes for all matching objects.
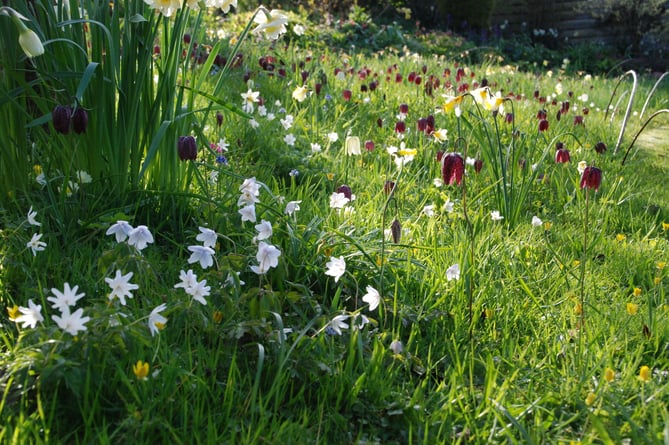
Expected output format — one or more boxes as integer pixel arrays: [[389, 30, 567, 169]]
[[1, 2, 668, 444]]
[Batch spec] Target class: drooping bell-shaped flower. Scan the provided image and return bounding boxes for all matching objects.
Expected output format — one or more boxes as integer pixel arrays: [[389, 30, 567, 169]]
[[178, 135, 197, 161], [441, 153, 465, 186], [555, 148, 570, 163], [72, 108, 89, 134], [52, 105, 72, 134], [336, 184, 353, 200], [580, 166, 602, 191], [594, 141, 607, 154]]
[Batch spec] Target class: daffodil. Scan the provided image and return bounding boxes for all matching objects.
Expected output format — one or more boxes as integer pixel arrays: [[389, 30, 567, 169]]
[[253, 8, 288, 40], [240, 89, 260, 113], [292, 85, 309, 102], [143, 0, 181, 17]]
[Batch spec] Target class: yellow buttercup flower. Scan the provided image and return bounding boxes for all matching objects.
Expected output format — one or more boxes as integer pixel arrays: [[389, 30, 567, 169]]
[[574, 302, 582, 315], [633, 287, 642, 297], [662, 222, 669, 231], [604, 367, 615, 383], [133, 360, 150, 380], [657, 261, 666, 270], [544, 221, 553, 231], [638, 365, 651, 383], [7, 305, 19, 321], [654, 277, 661, 286], [626, 303, 638, 315], [585, 392, 596, 406], [616, 233, 626, 242], [572, 260, 580, 267]]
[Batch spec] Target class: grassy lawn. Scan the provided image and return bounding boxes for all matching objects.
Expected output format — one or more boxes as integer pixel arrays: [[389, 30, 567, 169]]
[[1, 2, 668, 444]]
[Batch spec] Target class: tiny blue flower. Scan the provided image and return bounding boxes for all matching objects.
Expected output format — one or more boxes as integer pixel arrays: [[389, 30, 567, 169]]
[[216, 155, 228, 165]]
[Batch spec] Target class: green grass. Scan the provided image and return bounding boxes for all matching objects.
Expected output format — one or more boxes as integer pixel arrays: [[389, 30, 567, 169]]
[[1, 2, 669, 444]]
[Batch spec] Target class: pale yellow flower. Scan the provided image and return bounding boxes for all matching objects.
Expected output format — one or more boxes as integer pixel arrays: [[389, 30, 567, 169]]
[[626, 302, 638, 315], [292, 85, 309, 102]]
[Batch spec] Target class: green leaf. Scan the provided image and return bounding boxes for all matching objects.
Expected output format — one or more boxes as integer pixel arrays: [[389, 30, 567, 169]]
[[128, 13, 148, 23], [138, 120, 172, 182], [75, 62, 100, 103]]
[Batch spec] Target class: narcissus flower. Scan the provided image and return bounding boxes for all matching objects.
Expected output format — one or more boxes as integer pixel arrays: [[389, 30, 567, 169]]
[[253, 8, 288, 40], [580, 166, 602, 191], [292, 85, 309, 102], [441, 153, 464, 186]]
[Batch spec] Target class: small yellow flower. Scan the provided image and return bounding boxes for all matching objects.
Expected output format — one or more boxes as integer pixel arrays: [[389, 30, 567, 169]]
[[213, 311, 223, 324], [133, 360, 150, 380], [616, 233, 626, 242], [638, 365, 651, 383], [33, 164, 42, 175], [572, 260, 580, 267], [484, 308, 494, 320], [574, 302, 582, 315], [585, 392, 596, 406], [544, 221, 553, 231], [657, 261, 666, 270], [654, 277, 661, 286], [626, 302, 638, 315], [633, 287, 642, 297], [7, 305, 19, 321], [662, 222, 669, 231], [326, 173, 334, 181], [604, 367, 615, 382]]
